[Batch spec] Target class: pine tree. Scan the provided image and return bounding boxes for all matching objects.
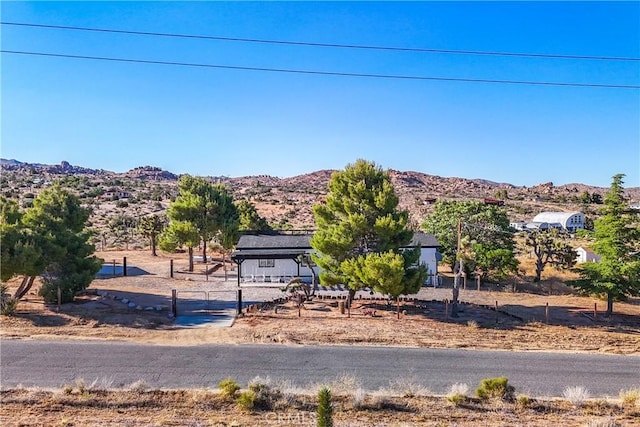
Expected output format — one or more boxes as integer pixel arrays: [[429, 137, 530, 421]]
[[311, 160, 427, 307], [317, 387, 333, 427], [570, 174, 640, 316], [168, 175, 238, 262], [21, 186, 101, 304]]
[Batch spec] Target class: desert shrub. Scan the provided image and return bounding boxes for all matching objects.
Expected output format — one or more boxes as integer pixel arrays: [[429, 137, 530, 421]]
[[236, 390, 256, 412], [563, 385, 590, 406], [352, 387, 366, 409], [448, 382, 469, 396], [62, 385, 73, 395], [517, 394, 532, 408], [388, 377, 430, 398], [475, 376, 515, 401], [75, 378, 86, 394], [327, 373, 361, 397], [127, 379, 151, 393], [447, 383, 469, 406], [317, 387, 333, 427], [116, 200, 128, 208], [218, 378, 240, 399], [446, 393, 467, 406], [87, 376, 115, 391], [247, 376, 280, 409], [1, 286, 17, 315], [619, 388, 640, 408]]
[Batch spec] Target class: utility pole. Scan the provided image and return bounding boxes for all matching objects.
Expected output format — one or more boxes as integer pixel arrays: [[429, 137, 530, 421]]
[[451, 220, 462, 318]]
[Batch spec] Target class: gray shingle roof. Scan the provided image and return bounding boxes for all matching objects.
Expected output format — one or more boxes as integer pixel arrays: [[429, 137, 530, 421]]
[[235, 233, 312, 250], [409, 232, 440, 248], [235, 231, 439, 250]]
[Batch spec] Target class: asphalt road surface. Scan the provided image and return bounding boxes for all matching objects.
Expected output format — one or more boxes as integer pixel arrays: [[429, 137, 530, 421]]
[[1, 341, 638, 397]]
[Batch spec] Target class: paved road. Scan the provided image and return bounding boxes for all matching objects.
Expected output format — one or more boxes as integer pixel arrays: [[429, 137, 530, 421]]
[[2, 341, 638, 397]]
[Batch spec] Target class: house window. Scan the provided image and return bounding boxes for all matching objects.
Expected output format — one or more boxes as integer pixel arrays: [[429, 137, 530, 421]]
[[258, 259, 275, 268]]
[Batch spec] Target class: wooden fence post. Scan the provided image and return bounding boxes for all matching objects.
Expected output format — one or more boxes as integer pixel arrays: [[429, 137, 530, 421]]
[[123, 257, 127, 277], [237, 289, 242, 315], [112, 259, 116, 278], [594, 302, 597, 320], [445, 299, 449, 320], [170, 259, 174, 278], [171, 289, 177, 317], [495, 300, 499, 323], [477, 275, 481, 291], [545, 302, 549, 324]]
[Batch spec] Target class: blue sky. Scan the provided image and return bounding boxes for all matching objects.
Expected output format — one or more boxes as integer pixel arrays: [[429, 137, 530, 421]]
[[2, 1, 639, 187]]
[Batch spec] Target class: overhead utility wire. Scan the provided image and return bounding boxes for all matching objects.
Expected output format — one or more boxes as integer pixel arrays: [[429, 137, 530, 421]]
[[3, 50, 637, 89], [2, 21, 639, 62]]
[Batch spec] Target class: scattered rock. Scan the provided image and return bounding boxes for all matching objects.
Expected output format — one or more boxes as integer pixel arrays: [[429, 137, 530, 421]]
[[122, 298, 129, 304], [128, 302, 137, 308]]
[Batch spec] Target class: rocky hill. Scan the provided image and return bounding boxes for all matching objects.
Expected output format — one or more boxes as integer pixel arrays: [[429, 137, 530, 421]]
[[2, 159, 638, 249]]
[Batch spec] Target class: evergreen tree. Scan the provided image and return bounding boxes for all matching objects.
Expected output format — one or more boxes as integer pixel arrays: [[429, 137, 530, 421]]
[[0, 198, 44, 306], [310, 160, 427, 306], [236, 200, 271, 231], [317, 387, 333, 427], [159, 221, 200, 272], [570, 174, 640, 316], [168, 175, 238, 262], [22, 186, 101, 304], [138, 214, 167, 256]]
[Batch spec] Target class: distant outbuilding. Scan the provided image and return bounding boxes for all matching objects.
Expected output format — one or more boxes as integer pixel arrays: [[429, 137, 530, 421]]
[[532, 212, 584, 232], [575, 247, 601, 264]]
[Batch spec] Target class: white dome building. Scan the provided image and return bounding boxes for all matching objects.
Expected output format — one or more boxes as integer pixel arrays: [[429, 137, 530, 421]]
[[532, 212, 584, 232]]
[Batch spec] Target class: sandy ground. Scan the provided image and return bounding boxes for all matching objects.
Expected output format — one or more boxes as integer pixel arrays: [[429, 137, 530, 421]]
[[2, 250, 639, 355]]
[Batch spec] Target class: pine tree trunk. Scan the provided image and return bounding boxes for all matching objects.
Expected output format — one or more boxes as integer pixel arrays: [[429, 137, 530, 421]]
[[188, 247, 194, 272], [606, 293, 613, 317], [13, 276, 36, 301], [151, 236, 157, 257], [347, 288, 356, 309], [202, 241, 207, 264]]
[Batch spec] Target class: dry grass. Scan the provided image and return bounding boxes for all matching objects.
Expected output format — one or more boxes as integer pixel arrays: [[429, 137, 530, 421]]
[[1, 386, 638, 427]]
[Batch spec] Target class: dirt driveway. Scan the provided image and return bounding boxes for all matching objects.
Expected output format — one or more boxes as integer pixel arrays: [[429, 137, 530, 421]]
[[1, 250, 639, 354]]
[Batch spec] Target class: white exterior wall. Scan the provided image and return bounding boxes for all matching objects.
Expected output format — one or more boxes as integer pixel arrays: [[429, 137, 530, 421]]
[[240, 256, 320, 282], [575, 247, 600, 263], [532, 212, 584, 231], [240, 247, 438, 283], [563, 213, 585, 231], [418, 247, 439, 276]]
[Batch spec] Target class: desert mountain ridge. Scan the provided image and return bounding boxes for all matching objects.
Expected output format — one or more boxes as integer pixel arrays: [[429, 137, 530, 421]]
[[2, 158, 638, 237], [2, 158, 632, 192]]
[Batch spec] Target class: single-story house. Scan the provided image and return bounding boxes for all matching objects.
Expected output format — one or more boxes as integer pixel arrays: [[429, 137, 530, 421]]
[[575, 247, 601, 263], [532, 212, 585, 232], [231, 231, 441, 286]]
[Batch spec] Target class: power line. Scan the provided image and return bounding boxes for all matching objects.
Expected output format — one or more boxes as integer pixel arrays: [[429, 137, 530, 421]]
[[3, 21, 639, 62], [2, 50, 638, 89]]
